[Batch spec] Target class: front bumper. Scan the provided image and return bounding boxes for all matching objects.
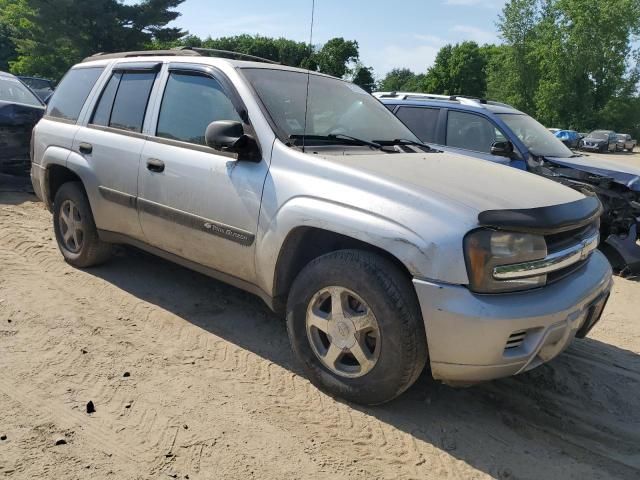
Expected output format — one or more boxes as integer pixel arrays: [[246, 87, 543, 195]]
[[413, 250, 612, 384], [581, 144, 605, 151], [30, 162, 46, 204]]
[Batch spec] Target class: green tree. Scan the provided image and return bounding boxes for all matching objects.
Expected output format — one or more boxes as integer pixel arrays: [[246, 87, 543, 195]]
[[314, 37, 359, 78], [378, 68, 425, 92], [199, 34, 312, 67], [351, 64, 376, 92], [492, 0, 542, 112], [0, 0, 32, 71], [6, 0, 185, 79], [490, 0, 640, 136], [155, 34, 370, 80], [423, 41, 488, 97]]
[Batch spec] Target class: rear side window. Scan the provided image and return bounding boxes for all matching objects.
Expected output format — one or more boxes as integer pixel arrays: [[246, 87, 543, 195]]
[[91, 73, 120, 127], [396, 106, 440, 143], [90, 71, 156, 133], [156, 72, 241, 145], [47, 67, 103, 121]]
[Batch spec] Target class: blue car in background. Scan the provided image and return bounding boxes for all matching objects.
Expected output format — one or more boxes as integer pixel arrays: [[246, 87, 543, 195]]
[[374, 91, 640, 274], [554, 129, 580, 149]]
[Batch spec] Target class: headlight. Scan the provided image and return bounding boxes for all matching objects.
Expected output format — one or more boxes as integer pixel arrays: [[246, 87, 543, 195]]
[[464, 229, 548, 293]]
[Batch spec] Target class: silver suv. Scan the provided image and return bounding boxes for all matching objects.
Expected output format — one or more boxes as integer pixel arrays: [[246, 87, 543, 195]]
[[32, 49, 612, 404]]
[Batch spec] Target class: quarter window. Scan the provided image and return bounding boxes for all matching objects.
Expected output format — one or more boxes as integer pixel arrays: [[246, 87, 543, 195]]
[[446, 110, 504, 153], [90, 71, 155, 132], [396, 106, 440, 143], [91, 73, 121, 127], [47, 67, 104, 121], [156, 72, 241, 145]]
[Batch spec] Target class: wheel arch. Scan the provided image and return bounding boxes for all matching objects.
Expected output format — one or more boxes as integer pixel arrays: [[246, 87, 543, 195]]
[[258, 197, 433, 314], [43, 149, 98, 213], [271, 226, 414, 313]]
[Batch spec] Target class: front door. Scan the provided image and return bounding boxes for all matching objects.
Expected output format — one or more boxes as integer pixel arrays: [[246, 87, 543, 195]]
[[137, 66, 269, 282], [442, 110, 518, 166]]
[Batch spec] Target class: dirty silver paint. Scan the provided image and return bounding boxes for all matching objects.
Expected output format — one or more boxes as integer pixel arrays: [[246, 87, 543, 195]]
[[30, 54, 613, 384]]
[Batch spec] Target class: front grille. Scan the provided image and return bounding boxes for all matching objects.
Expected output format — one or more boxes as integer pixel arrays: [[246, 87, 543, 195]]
[[544, 220, 599, 283]]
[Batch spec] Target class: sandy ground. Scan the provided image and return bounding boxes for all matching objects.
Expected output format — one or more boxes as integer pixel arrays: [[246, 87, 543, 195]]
[[1, 153, 639, 479]]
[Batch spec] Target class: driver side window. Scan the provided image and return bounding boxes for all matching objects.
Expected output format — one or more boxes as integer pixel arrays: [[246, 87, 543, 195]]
[[446, 110, 505, 154], [156, 71, 242, 145]]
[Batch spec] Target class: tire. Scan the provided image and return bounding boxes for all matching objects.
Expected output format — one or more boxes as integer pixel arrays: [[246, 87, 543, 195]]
[[286, 249, 428, 405], [53, 182, 111, 267]]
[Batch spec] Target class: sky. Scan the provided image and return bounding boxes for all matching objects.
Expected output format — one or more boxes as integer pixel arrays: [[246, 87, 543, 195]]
[[167, 0, 506, 78]]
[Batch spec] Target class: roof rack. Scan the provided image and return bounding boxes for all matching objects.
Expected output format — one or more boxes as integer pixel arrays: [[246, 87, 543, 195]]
[[82, 49, 201, 62], [177, 47, 280, 64], [372, 91, 514, 109], [82, 47, 280, 65]]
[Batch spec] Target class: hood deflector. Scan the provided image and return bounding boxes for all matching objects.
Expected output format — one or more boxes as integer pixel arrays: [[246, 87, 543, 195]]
[[478, 196, 602, 235]]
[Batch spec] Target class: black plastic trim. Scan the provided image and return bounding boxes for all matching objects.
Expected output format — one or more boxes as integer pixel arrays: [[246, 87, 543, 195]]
[[137, 198, 255, 246], [478, 196, 603, 235], [112, 61, 162, 72], [98, 186, 137, 208]]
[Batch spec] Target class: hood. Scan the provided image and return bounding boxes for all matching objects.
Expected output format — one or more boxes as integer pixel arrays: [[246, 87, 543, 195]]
[[320, 150, 584, 215], [546, 155, 640, 192], [0, 101, 45, 126]]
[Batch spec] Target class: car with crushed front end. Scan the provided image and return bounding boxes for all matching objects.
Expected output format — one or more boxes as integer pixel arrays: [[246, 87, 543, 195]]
[[0, 70, 45, 175], [377, 92, 640, 275], [31, 49, 612, 405]]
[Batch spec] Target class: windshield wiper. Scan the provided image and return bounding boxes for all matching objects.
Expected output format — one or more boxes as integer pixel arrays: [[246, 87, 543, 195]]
[[288, 134, 382, 150], [374, 138, 434, 151]]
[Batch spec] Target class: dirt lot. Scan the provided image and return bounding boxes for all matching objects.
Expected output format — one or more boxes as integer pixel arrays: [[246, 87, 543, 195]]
[[1, 153, 639, 479]]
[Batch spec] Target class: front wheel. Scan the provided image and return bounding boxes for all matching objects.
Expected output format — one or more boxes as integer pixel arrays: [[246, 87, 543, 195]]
[[53, 182, 112, 267], [286, 250, 427, 405]]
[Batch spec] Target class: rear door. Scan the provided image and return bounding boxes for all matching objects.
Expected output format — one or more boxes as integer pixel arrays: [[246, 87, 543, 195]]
[[137, 63, 270, 282], [73, 62, 161, 240], [394, 106, 443, 145]]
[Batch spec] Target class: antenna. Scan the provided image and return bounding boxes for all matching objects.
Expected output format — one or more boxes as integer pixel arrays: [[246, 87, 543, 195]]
[[302, 0, 315, 154]]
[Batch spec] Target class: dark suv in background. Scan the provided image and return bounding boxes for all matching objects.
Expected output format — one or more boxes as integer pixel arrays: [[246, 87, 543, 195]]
[[581, 130, 618, 153], [375, 91, 640, 274]]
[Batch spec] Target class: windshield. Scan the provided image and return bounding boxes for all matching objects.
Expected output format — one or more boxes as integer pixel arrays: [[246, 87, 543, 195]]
[[0, 76, 43, 107], [242, 68, 419, 145], [22, 78, 51, 90], [498, 113, 573, 158], [589, 131, 609, 140]]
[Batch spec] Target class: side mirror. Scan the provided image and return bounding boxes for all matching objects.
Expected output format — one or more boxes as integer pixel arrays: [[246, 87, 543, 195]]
[[490, 140, 515, 158], [205, 120, 260, 161]]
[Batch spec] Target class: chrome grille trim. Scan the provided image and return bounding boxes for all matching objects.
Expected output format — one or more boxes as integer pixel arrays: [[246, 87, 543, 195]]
[[493, 231, 599, 280]]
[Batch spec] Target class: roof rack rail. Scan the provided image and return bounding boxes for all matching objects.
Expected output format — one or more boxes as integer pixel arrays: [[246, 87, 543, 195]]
[[176, 47, 280, 64], [82, 47, 280, 65], [373, 91, 517, 110], [82, 49, 201, 62]]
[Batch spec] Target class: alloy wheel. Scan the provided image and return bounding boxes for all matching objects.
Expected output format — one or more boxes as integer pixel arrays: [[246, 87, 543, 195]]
[[305, 286, 381, 378], [59, 199, 84, 253]]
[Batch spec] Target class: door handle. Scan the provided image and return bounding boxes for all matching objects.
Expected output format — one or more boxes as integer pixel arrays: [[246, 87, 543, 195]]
[[146, 158, 165, 173], [79, 142, 93, 154]]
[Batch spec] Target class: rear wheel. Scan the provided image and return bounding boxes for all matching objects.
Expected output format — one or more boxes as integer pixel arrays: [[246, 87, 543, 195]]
[[286, 249, 427, 405], [53, 182, 111, 267]]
